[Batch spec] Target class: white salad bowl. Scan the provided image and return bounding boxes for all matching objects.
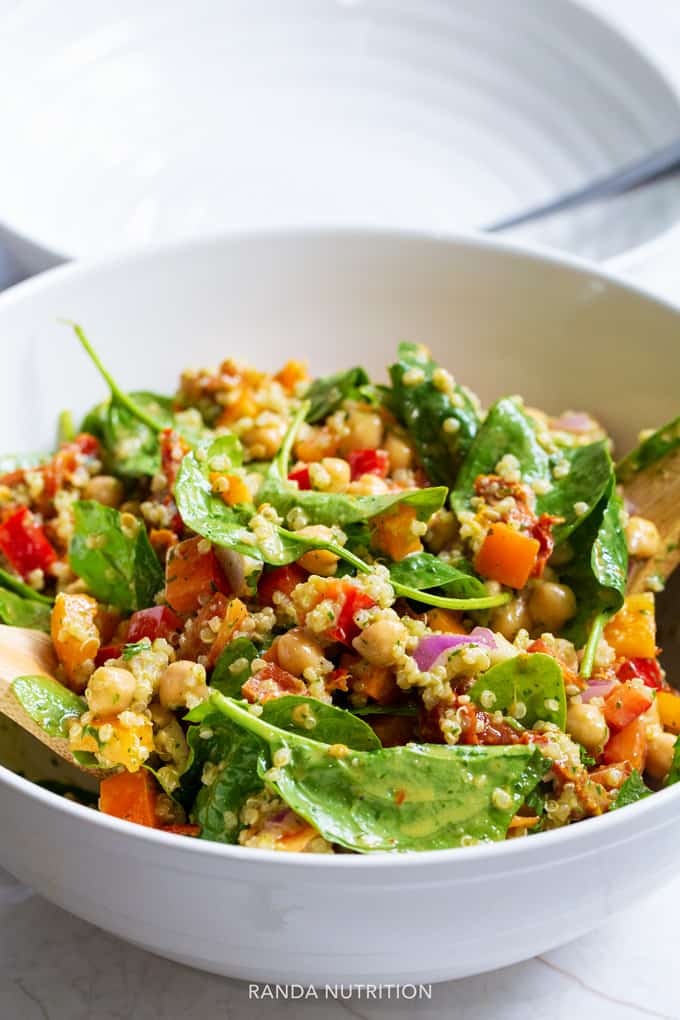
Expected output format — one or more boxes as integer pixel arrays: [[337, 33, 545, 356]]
[[1, 230, 680, 984]]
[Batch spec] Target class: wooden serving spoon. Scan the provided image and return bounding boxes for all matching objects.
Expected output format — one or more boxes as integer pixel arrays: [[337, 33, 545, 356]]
[[621, 445, 680, 596], [0, 623, 106, 775]]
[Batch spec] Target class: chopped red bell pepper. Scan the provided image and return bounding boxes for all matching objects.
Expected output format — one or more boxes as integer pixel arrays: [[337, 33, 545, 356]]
[[127, 605, 184, 643], [530, 513, 562, 578], [0, 506, 57, 579], [288, 464, 311, 490], [603, 682, 653, 731], [95, 644, 124, 667], [258, 564, 308, 606], [328, 584, 376, 645], [348, 448, 389, 480], [617, 657, 663, 689]]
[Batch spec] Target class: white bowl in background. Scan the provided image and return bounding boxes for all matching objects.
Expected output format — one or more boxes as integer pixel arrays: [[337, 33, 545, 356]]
[[1, 0, 680, 277], [1, 230, 680, 983]]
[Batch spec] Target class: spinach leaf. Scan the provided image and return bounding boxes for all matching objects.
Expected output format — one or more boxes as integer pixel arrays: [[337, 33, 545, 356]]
[[467, 653, 567, 730], [57, 410, 76, 445], [452, 399, 612, 544], [262, 695, 381, 750], [664, 738, 680, 788], [11, 675, 85, 738], [69, 501, 164, 612], [612, 769, 652, 808], [304, 367, 371, 423], [617, 414, 680, 483], [350, 704, 418, 717], [185, 714, 264, 842], [209, 693, 545, 852], [210, 637, 259, 697], [560, 478, 627, 648], [388, 552, 487, 598], [0, 587, 51, 632], [0, 567, 53, 605], [102, 391, 175, 477], [387, 342, 479, 485]]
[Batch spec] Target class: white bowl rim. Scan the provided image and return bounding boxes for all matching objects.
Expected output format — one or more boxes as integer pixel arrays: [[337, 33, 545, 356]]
[[1, 224, 678, 871]]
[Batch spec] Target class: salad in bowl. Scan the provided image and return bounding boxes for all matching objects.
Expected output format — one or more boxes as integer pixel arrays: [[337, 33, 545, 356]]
[[1, 327, 676, 854]]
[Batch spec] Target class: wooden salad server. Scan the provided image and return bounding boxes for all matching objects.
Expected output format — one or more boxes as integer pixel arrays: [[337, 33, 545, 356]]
[[0, 623, 104, 774], [621, 445, 680, 597]]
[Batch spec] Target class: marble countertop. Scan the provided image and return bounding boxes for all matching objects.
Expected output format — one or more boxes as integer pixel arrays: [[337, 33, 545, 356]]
[[3, 2, 680, 1018]]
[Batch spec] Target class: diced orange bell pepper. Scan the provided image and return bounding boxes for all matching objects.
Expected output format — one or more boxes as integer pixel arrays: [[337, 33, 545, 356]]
[[99, 770, 158, 827], [657, 690, 680, 734], [51, 592, 101, 692], [217, 387, 259, 427], [603, 716, 647, 772], [507, 815, 539, 830], [474, 522, 540, 590], [209, 472, 251, 507], [604, 593, 656, 660], [72, 717, 154, 771], [275, 360, 309, 394], [370, 505, 422, 561], [258, 564, 308, 606], [603, 683, 653, 731], [349, 663, 399, 705], [207, 597, 248, 667], [165, 536, 230, 614], [426, 608, 466, 634]]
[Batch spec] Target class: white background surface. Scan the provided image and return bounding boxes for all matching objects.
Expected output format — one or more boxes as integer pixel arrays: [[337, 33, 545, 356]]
[[2, 2, 680, 1018]]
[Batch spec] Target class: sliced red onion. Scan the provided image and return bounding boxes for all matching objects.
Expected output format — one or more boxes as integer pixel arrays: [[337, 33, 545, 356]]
[[413, 627, 496, 672], [580, 679, 616, 703]]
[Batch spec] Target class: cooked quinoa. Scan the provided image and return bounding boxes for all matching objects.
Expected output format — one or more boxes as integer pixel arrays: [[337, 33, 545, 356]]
[[1, 331, 676, 853]]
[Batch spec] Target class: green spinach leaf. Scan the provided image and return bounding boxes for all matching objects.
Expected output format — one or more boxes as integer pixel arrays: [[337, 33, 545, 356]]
[[304, 367, 371, 423], [0, 587, 51, 632], [0, 567, 53, 605], [11, 674, 85, 738], [388, 552, 487, 598], [69, 501, 164, 612], [467, 653, 566, 729], [613, 769, 652, 808], [209, 693, 545, 852], [617, 414, 680, 482], [561, 478, 627, 648], [387, 342, 479, 485], [664, 738, 680, 788], [262, 695, 381, 750], [210, 637, 259, 697]]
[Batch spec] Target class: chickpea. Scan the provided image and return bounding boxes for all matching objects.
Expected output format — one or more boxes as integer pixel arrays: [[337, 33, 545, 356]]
[[154, 718, 189, 766], [528, 581, 577, 633], [490, 595, 531, 641], [347, 475, 390, 496], [159, 660, 209, 710], [352, 618, 408, 667], [310, 457, 351, 493], [85, 666, 136, 716], [83, 475, 124, 508], [384, 432, 413, 471], [646, 730, 677, 780], [297, 525, 340, 576], [340, 409, 384, 453], [243, 419, 287, 460], [566, 702, 609, 755], [276, 628, 327, 676], [626, 516, 661, 559]]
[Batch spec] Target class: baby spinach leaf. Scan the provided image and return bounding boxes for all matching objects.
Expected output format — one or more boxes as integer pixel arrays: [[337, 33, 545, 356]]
[[452, 399, 612, 544], [612, 769, 652, 809], [11, 675, 85, 738], [467, 653, 567, 730], [0, 567, 53, 605], [102, 392, 175, 477], [184, 715, 264, 842], [57, 410, 76, 445], [560, 478, 627, 648], [210, 637, 259, 697], [617, 413, 680, 483], [69, 501, 164, 612], [209, 693, 545, 852], [262, 695, 381, 750], [388, 552, 487, 598], [304, 367, 371, 423], [0, 587, 51, 632], [351, 704, 419, 717], [387, 342, 479, 485]]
